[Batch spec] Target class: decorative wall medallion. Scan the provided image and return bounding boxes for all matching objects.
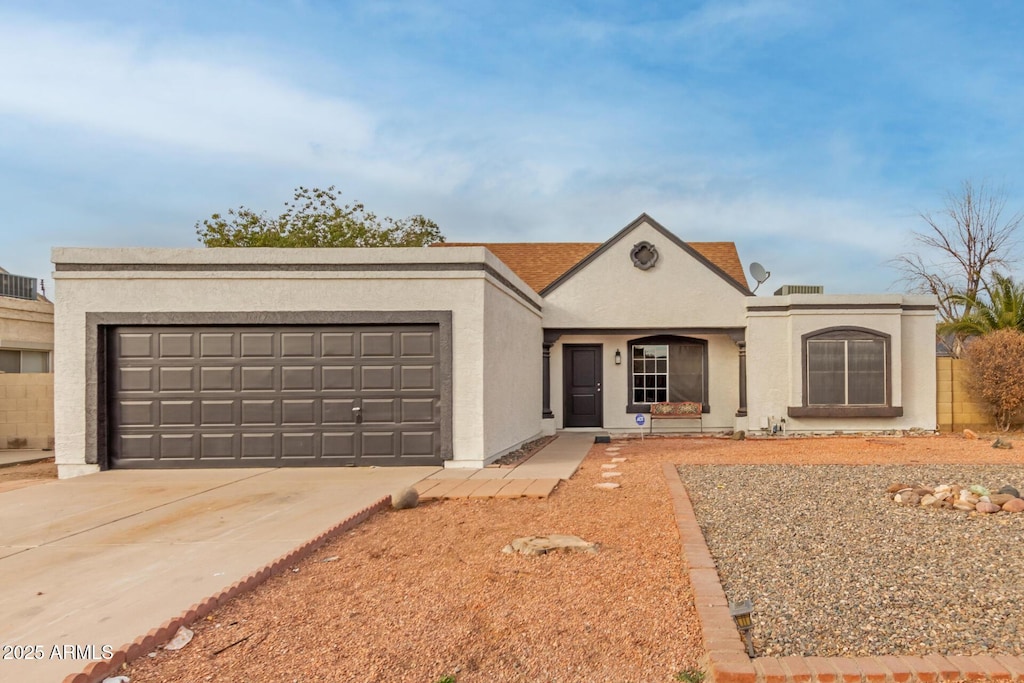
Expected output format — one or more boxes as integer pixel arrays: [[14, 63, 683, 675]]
[[630, 241, 659, 270]]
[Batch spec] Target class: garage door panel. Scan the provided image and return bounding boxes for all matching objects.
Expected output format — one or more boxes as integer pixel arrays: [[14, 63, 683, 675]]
[[322, 366, 355, 390], [281, 366, 315, 391], [119, 367, 153, 392], [201, 367, 234, 391], [282, 433, 315, 458], [160, 434, 197, 459], [200, 333, 234, 357], [159, 367, 194, 391], [109, 324, 441, 468], [241, 333, 274, 357], [200, 400, 235, 426], [200, 434, 235, 458], [241, 366, 275, 391], [241, 400, 275, 425], [159, 333, 194, 358], [322, 399, 355, 424]]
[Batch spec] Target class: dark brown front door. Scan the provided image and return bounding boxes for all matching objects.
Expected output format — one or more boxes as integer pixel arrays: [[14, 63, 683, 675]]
[[563, 344, 602, 427]]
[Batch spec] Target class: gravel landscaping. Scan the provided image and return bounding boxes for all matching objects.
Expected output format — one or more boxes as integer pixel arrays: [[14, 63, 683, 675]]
[[680, 461, 1024, 659]]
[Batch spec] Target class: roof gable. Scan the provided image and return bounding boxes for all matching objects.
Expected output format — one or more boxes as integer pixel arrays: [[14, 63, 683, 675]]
[[540, 213, 750, 296], [437, 216, 748, 295]]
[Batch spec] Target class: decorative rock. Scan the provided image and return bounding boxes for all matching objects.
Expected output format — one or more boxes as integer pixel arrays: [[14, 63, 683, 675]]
[[913, 486, 934, 497], [970, 485, 990, 497], [391, 487, 420, 510], [730, 430, 746, 440], [935, 484, 951, 493], [897, 492, 921, 506], [501, 534, 600, 556], [976, 501, 1002, 514], [997, 485, 1020, 497], [1002, 498, 1024, 513], [164, 625, 194, 651], [964, 428, 979, 439], [953, 500, 976, 511], [920, 494, 939, 507], [593, 482, 620, 490], [993, 438, 1014, 449], [989, 493, 1015, 506], [933, 490, 951, 502], [887, 482, 910, 494]]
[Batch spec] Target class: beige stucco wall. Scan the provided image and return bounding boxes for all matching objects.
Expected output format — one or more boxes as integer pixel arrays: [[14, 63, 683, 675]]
[[0, 294, 54, 349], [52, 246, 542, 477], [0, 295, 54, 449], [744, 294, 937, 433], [549, 333, 740, 432], [542, 219, 748, 329], [0, 373, 54, 449]]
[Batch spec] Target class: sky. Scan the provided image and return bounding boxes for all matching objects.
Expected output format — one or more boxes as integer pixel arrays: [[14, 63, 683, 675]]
[[2, 0, 1024, 298]]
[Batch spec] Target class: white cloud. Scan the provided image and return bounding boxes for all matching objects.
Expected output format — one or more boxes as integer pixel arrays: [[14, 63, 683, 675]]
[[0, 14, 375, 167]]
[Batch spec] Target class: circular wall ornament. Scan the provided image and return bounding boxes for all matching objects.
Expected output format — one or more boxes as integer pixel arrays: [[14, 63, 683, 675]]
[[630, 241, 659, 270]]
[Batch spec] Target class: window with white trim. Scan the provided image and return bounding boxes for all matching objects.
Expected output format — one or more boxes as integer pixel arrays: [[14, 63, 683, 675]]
[[628, 336, 707, 410]]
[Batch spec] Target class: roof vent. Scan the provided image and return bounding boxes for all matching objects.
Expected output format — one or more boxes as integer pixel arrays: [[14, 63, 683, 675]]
[[0, 272, 38, 300], [774, 285, 824, 296]]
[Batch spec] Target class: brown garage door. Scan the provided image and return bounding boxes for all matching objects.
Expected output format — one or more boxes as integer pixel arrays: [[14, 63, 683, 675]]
[[108, 325, 442, 468]]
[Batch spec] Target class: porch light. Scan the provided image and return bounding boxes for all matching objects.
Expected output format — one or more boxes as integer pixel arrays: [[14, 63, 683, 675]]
[[614, 349, 622, 365], [729, 599, 755, 657]]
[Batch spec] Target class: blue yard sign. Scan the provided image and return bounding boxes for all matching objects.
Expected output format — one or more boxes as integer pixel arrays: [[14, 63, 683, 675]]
[[635, 414, 645, 426]]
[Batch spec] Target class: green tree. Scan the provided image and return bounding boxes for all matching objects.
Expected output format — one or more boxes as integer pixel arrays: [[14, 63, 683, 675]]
[[196, 186, 445, 247], [940, 273, 1024, 337]]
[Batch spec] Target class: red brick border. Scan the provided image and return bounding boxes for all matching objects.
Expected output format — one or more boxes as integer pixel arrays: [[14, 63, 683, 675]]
[[662, 463, 1024, 683], [61, 496, 391, 683]]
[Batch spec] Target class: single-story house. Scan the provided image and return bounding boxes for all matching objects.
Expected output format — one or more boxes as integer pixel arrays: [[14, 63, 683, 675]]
[[0, 267, 55, 450], [52, 214, 937, 478]]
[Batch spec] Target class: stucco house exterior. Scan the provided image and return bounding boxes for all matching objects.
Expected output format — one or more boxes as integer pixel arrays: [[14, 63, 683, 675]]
[[0, 267, 55, 450], [52, 214, 936, 478]]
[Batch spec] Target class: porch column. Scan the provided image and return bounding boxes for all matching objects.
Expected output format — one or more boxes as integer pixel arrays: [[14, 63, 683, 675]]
[[542, 341, 554, 418], [735, 340, 748, 417]]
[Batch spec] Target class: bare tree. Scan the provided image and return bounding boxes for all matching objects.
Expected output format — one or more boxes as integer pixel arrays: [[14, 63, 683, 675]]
[[892, 180, 1023, 327]]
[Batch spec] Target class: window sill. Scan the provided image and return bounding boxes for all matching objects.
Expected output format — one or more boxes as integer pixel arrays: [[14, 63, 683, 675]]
[[787, 406, 903, 418]]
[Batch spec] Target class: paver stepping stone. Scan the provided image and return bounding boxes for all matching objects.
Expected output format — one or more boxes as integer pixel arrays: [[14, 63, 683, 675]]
[[601, 471, 622, 478], [611, 457, 627, 463], [593, 482, 620, 490], [601, 464, 618, 469]]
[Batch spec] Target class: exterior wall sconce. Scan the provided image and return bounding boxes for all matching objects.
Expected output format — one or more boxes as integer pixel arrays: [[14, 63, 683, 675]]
[[614, 349, 622, 365], [729, 599, 755, 657]]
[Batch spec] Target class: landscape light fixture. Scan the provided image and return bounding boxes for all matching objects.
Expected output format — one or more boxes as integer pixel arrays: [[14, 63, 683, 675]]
[[614, 349, 622, 365], [729, 599, 755, 658]]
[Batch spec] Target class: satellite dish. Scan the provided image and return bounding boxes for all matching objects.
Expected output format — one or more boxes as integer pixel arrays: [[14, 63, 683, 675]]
[[749, 262, 771, 294]]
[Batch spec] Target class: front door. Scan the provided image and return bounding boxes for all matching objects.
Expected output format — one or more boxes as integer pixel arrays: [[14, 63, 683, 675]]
[[563, 344, 603, 427]]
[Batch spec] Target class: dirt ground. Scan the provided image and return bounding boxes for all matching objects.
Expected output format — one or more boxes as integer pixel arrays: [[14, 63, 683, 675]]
[[112, 432, 1023, 683], [0, 434, 1011, 680]]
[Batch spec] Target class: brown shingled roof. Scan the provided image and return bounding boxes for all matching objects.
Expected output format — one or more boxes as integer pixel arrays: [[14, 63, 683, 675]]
[[436, 240, 748, 293]]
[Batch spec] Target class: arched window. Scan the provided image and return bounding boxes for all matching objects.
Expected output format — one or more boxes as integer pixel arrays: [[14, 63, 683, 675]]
[[803, 327, 889, 407], [627, 335, 708, 413]]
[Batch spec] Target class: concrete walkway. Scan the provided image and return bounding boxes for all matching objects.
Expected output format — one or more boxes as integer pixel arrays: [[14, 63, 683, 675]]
[[416, 431, 594, 500], [0, 432, 594, 681], [0, 466, 438, 682]]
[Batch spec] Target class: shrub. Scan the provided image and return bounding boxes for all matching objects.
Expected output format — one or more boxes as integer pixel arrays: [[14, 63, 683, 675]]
[[963, 328, 1024, 430]]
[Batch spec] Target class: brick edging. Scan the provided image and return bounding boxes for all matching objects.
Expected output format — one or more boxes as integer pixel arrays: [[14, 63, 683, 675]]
[[61, 496, 392, 683], [661, 463, 1024, 683]]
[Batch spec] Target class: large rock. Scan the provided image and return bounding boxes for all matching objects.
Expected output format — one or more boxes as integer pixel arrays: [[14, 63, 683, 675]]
[[1003, 498, 1024, 513], [993, 438, 1014, 449], [501, 534, 600, 556], [976, 501, 1002, 514], [391, 487, 420, 510], [969, 484, 990, 497], [953, 500, 976, 511], [964, 428, 978, 439], [887, 482, 910, 494], [989, 493, 1015, 506], [997, 485, 1021, 498], [730, 430, 746, 441]]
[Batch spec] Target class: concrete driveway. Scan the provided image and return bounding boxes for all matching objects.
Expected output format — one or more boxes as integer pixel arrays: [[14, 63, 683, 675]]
[[0, 466, 438, 682]]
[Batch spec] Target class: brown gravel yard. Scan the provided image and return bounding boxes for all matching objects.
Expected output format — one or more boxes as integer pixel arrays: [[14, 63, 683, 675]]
[[114, 433, 1022, 682]]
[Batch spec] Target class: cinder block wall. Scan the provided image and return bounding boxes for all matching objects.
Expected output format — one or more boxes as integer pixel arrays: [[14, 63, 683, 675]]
[[0, 373, 54, 449], [936, 357, 994, 432]]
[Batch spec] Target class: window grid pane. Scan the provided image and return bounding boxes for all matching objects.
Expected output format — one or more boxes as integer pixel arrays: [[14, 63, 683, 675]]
[[632, 344, 669, 404]]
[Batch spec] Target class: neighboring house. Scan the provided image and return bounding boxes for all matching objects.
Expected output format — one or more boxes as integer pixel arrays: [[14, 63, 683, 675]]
[[0, 267, 55, 449], [51, 214, 937, 479]]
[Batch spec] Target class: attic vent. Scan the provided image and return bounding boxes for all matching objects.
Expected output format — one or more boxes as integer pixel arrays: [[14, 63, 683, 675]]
[[774, 285, 824, 296], [0, 273, 37, 300]]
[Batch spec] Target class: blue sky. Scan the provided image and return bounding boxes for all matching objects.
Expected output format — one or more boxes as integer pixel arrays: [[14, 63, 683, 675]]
[[2, 0, 1024, 297]]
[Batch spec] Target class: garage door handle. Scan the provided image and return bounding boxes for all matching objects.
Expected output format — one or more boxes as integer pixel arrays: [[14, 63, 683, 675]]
[[352, 406, 363, 424]]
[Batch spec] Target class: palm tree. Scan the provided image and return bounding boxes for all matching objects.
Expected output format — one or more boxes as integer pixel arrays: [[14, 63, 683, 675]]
[[941, 273, 1024, 337]]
